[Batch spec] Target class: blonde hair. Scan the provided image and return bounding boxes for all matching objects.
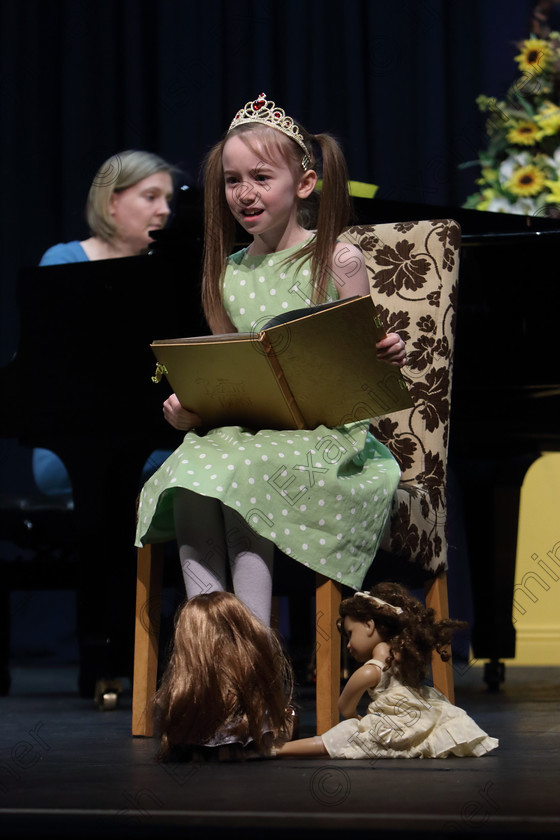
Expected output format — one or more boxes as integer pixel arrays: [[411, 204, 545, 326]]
[[338, 582, 467, 689], [154, 592, 294, 760], [86, 149, 174, 242], [201, 121, 353, 333]]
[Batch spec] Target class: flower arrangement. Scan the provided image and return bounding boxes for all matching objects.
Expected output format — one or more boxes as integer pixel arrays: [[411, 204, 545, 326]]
[[462, 31, 560, 216]]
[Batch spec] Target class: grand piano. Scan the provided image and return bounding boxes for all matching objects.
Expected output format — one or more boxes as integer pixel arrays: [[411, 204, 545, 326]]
[[1, 185, 559, 694]]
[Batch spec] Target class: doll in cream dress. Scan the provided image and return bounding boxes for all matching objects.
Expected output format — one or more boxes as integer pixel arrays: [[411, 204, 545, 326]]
[[277, 583, 499, 759]]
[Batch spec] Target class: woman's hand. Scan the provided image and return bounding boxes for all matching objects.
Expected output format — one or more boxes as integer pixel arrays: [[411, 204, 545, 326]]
[[376, 332, 407, 367], [162, 393, 202, 431]]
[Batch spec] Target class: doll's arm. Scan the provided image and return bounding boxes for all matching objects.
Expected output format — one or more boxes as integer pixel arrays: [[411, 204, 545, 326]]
[[337, 662, 382, 720]]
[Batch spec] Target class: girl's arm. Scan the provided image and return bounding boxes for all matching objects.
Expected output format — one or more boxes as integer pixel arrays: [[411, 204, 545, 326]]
[[337, 662, 382, 720], [162, 394, 202, 431], [332, 243, 406, 367], [332, 242, 370, 300]]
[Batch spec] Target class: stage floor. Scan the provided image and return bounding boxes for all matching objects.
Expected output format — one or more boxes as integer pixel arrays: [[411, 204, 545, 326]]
[[1, 661, 559, 840]]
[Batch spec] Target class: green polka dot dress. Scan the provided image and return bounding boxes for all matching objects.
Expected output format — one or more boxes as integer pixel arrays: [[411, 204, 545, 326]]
[[135, 242, 401, 590]]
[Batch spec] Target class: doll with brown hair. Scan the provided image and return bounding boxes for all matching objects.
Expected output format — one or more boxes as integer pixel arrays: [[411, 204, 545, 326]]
[[136, 92, 406, 628], [153, 591, 294, 761], [276, 582, 499, 759]]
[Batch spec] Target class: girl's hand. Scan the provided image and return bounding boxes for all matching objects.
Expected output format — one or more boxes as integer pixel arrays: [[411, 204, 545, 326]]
[[376, 332, 407, 367], [163, 393, 202, 431]]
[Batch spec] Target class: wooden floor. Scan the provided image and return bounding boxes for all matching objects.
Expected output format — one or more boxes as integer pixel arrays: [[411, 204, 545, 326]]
[[1, 661, 559, 840]]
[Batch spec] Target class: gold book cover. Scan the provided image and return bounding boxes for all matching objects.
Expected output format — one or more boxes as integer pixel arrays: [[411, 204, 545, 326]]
[[150, 295, 412, 431]]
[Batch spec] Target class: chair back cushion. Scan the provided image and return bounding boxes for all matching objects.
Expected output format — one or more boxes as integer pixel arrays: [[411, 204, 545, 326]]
[[340, 220, 461, 574]]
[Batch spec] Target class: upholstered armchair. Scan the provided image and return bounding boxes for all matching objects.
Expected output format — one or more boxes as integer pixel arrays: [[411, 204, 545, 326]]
[[311, 219, 461, 731], [342, 219, 459, 572]]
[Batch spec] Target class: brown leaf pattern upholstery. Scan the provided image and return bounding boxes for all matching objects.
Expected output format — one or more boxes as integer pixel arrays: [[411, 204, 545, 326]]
[[340, 220, 461, 574]]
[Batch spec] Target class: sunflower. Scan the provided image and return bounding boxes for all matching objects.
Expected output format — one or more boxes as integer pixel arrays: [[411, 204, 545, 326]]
[[506, 120, 543, 145], [514, 37, 553, 75], [505, 164, 547, 196], [535, 103, 560, 136]]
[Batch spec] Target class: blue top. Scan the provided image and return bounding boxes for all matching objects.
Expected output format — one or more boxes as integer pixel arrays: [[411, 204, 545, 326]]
[[39, 240, 89, 266]]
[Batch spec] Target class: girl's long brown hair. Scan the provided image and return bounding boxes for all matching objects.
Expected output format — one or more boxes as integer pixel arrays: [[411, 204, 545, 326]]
[[338, 582, 467, 689], [153, 592, 294, 760], [201, 121, 353, 334]]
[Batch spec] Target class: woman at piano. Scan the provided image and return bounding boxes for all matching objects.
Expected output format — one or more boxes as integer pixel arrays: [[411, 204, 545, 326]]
[[34, 149, 177, 495], [39, 149, 175, 265]]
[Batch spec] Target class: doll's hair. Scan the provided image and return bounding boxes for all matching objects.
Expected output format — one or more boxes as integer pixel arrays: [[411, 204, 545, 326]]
[[337, 582, 467, 689], [153, 591, 294, 761], [201, 122, 353, 333]]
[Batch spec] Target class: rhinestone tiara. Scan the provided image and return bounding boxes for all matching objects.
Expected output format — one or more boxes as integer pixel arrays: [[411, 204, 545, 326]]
[[228, 92, 312, 170]]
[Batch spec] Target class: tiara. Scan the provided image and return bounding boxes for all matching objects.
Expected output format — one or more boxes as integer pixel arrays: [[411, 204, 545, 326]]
[[355, 592, 404, 615], [228, 92, 312, 170]]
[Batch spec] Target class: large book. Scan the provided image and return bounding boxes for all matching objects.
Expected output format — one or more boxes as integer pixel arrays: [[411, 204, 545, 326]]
[[150, 294, 413, 431]]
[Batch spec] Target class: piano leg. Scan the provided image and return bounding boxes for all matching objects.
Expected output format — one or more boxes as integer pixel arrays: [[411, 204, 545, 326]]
[[62, 438, 153, 700], [450, 451, 541, 690]]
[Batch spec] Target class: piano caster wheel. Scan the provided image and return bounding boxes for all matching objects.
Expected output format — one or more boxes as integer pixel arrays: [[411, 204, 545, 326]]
[[94, 678, 123, 711], [483, 660, 505, 693]]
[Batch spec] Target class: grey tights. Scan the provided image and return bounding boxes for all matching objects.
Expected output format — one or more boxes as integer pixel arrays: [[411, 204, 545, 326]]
[[173, 490, 274, 625]]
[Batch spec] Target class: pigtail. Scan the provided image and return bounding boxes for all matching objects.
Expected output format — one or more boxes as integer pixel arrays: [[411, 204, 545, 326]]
[[278, 130, 354, 304], [201, 142, 237, 334], [310, 133, 353, 302]]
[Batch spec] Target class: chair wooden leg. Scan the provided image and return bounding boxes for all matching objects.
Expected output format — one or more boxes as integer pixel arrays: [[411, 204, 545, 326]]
[[315, 574, 341, 734], [425, 572, 455, 704], [132, 543, 164, 737]]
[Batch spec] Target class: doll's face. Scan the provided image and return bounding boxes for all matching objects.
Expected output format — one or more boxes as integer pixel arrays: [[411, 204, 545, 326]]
[[343, 616, 378, 663]]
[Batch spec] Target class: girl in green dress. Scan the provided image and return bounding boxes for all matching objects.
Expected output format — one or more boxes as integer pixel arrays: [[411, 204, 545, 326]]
[[135, 94, 406, 625]]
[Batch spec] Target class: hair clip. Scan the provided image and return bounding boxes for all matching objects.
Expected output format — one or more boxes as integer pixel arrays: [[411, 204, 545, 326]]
[[355, 591, 404, 615]]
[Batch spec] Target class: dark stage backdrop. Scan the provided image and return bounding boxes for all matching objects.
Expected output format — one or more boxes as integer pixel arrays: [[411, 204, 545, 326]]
[[0, 0, 537, 491]]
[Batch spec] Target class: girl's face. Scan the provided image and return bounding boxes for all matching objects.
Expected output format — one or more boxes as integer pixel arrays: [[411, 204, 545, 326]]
[[343, 616, 378, 663], [109, 171, 173, 252], [222, 134, 314, 244]]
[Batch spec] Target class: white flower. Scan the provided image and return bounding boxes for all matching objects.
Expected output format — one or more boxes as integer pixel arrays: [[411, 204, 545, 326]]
[[491, 196, 538, 215], [485, 196, 517, 213], [510, 196, 538, 214]]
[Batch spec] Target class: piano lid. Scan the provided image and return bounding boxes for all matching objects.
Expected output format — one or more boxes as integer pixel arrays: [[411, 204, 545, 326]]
[[348, 195, 560, 239]]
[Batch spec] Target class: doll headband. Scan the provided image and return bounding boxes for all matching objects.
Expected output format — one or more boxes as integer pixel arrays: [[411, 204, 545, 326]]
[[355, 591, 404, 615]]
